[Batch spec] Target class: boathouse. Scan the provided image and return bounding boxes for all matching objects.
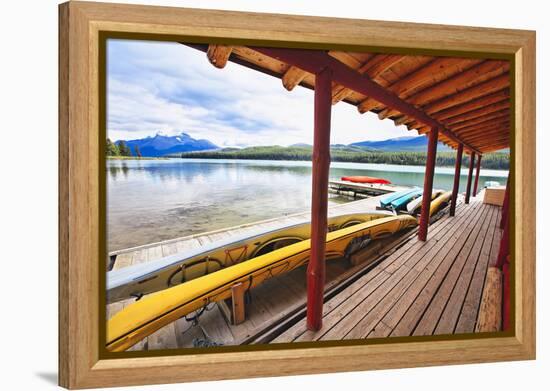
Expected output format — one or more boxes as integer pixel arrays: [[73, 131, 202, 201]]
[[108, 44, 511, 348]]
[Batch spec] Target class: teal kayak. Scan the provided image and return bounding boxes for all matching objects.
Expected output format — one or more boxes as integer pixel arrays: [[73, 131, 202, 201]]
[[390, 189, 423, 210], [380, 188, 420, 208]]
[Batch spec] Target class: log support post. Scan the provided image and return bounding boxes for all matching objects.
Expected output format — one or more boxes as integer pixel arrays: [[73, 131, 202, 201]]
[[500, 176, 510, 229], [450, 143, 463, 217], [418, 127, 439, 241], [306, 66, 333, 331], [473, 154, 482, 196], [230, 282, 246, 325], [465, 152, 475, 204], [495, 195, 510, 330]]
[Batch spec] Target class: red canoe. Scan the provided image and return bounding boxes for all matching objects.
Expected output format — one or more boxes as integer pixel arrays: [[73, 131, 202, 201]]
[[341, 176, 392, 185]]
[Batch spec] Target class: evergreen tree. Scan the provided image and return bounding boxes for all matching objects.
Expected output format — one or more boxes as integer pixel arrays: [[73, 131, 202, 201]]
[[134, 145, 142, 158], [106, 138, 119, 156], [117, 140, 131, 156]]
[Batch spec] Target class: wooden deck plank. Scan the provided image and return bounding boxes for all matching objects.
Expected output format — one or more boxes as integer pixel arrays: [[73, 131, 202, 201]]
[[475, 266, 502, 332], [343, 202, 484, 340], [174, 317, 207, 348], [373, 202, 486, 338], [454, 206, 500, 333], [412, 204, 495, 336], [147, 322, 179, 350], [360, 201, 486, 339], [433, 206, 497, 334], [273, 202, 468, 343]]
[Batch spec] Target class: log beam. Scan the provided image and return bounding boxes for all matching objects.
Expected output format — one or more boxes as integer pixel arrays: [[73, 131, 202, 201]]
[[465, 153, 475, 204], [424, 74, 510, 115], [473, 154, 482, 195], [454, 120, 509, 136], [443, 101, 510, 126], [433, 89, 510, 121], [282, 65, 308, 91], [333, 54, 403, 104], [206, 45, 233, 69], [450, 143, 463, 217], [380, 60, 509, 119], [452, 110, 510, 131], [418, 127, 439, 241], [357, 58, 481, 114], [307, 67, 333, 331], [501, 176, 510, 229]]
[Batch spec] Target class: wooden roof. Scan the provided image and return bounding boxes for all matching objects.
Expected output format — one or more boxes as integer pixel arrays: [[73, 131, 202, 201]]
[[189, 44, 511, 154]]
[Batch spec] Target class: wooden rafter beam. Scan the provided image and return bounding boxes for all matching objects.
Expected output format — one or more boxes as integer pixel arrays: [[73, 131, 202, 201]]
[[357, 57, 481, 114], [282, 65, 308, 91], [206, 45, 233, 69], [452, 110, 509, 131], [461, 132, 508, 144], [250, 47, 481, 154], [442, 100, 510, 126], [461, 129, 508, 140], [379, 60, 509, 119], [456, 127, 507, 138], [424, 74, 510, 115], [454, 117, 509, 132], [468, 138, 510, 150], [393, 115, 410, 126], [331, 54, 403, 104], [475, 139, 510, 149], [465, 137, 509, 148], [433, 89, 510, 121], [482, 144, 510, 152], [454, 119, 508, 133]]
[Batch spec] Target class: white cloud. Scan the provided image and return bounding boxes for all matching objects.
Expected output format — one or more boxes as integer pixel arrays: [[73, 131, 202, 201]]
[[107, 39, 417, 146]]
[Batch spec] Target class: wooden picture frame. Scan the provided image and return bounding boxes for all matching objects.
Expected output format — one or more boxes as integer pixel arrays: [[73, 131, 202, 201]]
[[59, 1, 536, 388]]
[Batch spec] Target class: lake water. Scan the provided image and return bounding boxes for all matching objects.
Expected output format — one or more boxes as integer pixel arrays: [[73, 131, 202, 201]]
[[107, 158, 508, 251]]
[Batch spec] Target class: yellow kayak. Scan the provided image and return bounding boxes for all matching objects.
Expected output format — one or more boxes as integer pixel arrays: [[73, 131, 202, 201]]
[[429, 191, 452, 217], [106, 214, 417, 352], [107, 211, 392, 304]]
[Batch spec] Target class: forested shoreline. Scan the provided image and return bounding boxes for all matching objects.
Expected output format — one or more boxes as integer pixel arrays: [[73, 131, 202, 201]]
[[179, 145, 509, 170]]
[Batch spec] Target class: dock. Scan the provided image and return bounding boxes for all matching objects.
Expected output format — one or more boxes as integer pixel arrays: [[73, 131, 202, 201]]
[[107, 189, 502, 351], [328, 180, 409, 199]]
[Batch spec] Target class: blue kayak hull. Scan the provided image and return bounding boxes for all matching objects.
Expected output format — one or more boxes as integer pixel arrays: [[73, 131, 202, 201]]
[[380, 188, 420, 208], [390, 189, 423, 210]]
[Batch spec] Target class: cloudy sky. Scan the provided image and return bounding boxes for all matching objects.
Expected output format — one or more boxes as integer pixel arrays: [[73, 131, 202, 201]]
[[107, 39, 417, 147]]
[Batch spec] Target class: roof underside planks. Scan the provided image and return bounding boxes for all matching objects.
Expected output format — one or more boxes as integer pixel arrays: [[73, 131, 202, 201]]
[[184, 43, 511, 154]]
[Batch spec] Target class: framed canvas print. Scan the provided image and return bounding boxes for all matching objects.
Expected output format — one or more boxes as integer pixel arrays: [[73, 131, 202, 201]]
[[58, 1, 536, 389]]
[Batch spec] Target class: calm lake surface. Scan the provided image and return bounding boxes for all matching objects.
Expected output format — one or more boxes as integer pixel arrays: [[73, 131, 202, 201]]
[[107, 158, 508, 251]]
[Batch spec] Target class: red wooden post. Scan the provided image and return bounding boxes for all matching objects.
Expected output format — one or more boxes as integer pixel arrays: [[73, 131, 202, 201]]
[[306, 67, 332, 331], [496, 209, 510, 269], [418, 127, 439, 241], [465, 152, 475, 204], [500, 176, 510, 229], [473, 154, 482, 196], [502, 259, 511, 330], [449, 143, 463, 217]]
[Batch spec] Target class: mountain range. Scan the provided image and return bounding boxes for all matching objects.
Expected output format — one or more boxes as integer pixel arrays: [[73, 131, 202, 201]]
[[117, 132, 218, 157], [117, 133, 452, 157], [349, 136, 452, 152]]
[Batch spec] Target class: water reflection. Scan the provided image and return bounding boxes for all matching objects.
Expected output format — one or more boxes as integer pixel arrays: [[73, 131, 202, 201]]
[[107, 158, 507, 252]]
